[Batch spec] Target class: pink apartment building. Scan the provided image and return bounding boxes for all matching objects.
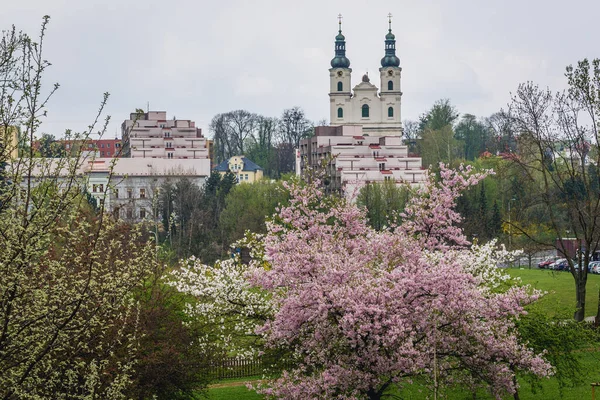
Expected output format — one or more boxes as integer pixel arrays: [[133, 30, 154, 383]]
[[121, 111, 211, 161]]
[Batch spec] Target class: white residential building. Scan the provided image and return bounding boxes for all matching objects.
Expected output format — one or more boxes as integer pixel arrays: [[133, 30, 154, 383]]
[[86, 158, 210, 221]]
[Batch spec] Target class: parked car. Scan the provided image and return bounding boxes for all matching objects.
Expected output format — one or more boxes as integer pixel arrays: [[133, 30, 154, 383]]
[[538, 257, 559, 269], [549, 258, 568, 271], [589, 261, 600, 274]]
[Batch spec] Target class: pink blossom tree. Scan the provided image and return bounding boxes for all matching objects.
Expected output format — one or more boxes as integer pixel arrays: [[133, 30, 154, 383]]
[[247, 165, 551, 399]]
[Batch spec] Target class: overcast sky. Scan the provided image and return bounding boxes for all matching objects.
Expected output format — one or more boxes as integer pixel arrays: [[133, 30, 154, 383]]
[[3, 0, 599, 138]]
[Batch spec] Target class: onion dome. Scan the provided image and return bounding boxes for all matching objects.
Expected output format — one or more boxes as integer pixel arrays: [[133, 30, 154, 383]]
[[330, 14, 351, 68], [381, 14, 400, 68]]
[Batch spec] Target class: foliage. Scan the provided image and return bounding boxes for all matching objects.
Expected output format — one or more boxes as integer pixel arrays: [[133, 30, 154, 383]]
[[245, 165, 550, 400], [0, 17, 158, 399], [209, 107, 314, 177], [171, 165, 551, 399], [355, 180, 410, 230], [503, 58, 600, 321], [125, 268, 215, 400], [220, 179, 290, 246]]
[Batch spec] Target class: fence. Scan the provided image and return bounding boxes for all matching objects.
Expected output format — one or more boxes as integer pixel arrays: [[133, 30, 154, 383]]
[[209, 357, 265, 379]]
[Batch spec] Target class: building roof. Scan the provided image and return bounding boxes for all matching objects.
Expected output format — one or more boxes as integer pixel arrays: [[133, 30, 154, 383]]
[[213, 156, 264, 172]]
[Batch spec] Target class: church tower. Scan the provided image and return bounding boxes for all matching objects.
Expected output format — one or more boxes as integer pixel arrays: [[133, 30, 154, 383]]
[[379, 13, 402, 126], [329, 14, 352, 124]]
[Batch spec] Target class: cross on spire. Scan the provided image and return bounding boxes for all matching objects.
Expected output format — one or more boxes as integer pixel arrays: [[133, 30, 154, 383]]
[[387, 13, 393, 31], [338, 13, 343, 32]]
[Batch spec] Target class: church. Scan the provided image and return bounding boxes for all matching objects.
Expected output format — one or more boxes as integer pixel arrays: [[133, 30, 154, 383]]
[[297, 15, 426, 194], [329, 15, 403, 136]]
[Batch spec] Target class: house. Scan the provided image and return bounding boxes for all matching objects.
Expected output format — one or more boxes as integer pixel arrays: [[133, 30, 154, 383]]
[[213, 155, 264, 183]]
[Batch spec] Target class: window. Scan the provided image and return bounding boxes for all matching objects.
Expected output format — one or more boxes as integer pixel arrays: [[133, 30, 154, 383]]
[[101, 151, 105, 156], [245, 174, 249, 180], [164, 131, 171, 138], [379, 163, 385, 171], [388, 80, 393, 91], [127, 188, 132, 199], [140, 209, 146, 219], [384, 176, 392, 181], [362, 104, 369, 118], [166, 142, 173, 148], [92, 184, 98, 193], [106, 151, 111, 156], [337, 81, 343, 91], [337, 107, 343, 118], [167, 152, 174, 159], [88, 143, 93, 148], [114, 189, 119, 199], [107, 143, 110, 148], [116, 143, 121, 148], [388, 107, 394, 117], [139, 188, 146, 198], [101, 144, 104, 148], [126, 209, 133, 219]]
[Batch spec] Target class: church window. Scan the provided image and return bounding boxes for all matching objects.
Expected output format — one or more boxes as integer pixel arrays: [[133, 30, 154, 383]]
[[337, 81, 343, 91], [362, 104, 369, 118], [337, 107, 343, 118], [388, 80, 393, 91], [388, 107, 394, 117]]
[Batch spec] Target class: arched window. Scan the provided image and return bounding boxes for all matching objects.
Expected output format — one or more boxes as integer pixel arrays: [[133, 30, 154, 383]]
[[388, 107, 394, 117], [388, 80, 393, 91], [337, 81, 343, 91], [362, 104, 369, 118], [337, 107, 343, 118]]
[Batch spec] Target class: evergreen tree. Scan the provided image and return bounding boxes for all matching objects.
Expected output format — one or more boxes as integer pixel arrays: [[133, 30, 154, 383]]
[[491, 200, 502, 236]]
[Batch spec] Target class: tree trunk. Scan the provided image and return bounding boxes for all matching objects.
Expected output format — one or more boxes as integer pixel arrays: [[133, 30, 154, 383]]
[[595, 286, 600, 327], [367, 388, 381, 400], [574, 275, 587, 322], [511, 365, 520, 400]]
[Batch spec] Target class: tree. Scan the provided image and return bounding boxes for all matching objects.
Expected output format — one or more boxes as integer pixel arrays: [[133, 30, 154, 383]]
[[402, 119, 420, 154], [503, 59, 600, 321], [419, 124, 462, 168], [454, 113, 489, 160], [419, 98, 459, 131], [37, 132, 65, 157], [220, 179, 289, 245], [278, 106, 313, 149], [356, 180, 410, 230], [0, 18, 156, 398], [245, 166, 550, 399], [246, 116, 278, 178]]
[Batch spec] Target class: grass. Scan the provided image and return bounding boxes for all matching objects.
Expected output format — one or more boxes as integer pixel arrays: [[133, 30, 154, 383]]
[[507, 267, 600, 317], [206, 269, 600, 399]]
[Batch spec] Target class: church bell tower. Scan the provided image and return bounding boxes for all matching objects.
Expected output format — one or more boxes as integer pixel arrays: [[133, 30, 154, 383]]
[[329, 14, 352, 124]]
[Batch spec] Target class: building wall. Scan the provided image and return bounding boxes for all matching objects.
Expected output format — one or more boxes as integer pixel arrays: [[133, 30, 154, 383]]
[[85, 157, 210, 222], [121, 111, 210, 161], [299, 125, 426, 194], [1, 126, 19, 159], [329, 66, 402, 137], [217, 155, 264, 183]]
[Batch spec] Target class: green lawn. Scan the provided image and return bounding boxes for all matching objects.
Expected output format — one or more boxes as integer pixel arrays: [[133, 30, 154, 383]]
[[507, 267, 600, 318], [207, 269, 600, 399]]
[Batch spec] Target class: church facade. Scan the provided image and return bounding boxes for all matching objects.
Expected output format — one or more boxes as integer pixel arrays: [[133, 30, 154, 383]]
[[328, 17, 403, 136], [297, 16, 426, 195]]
